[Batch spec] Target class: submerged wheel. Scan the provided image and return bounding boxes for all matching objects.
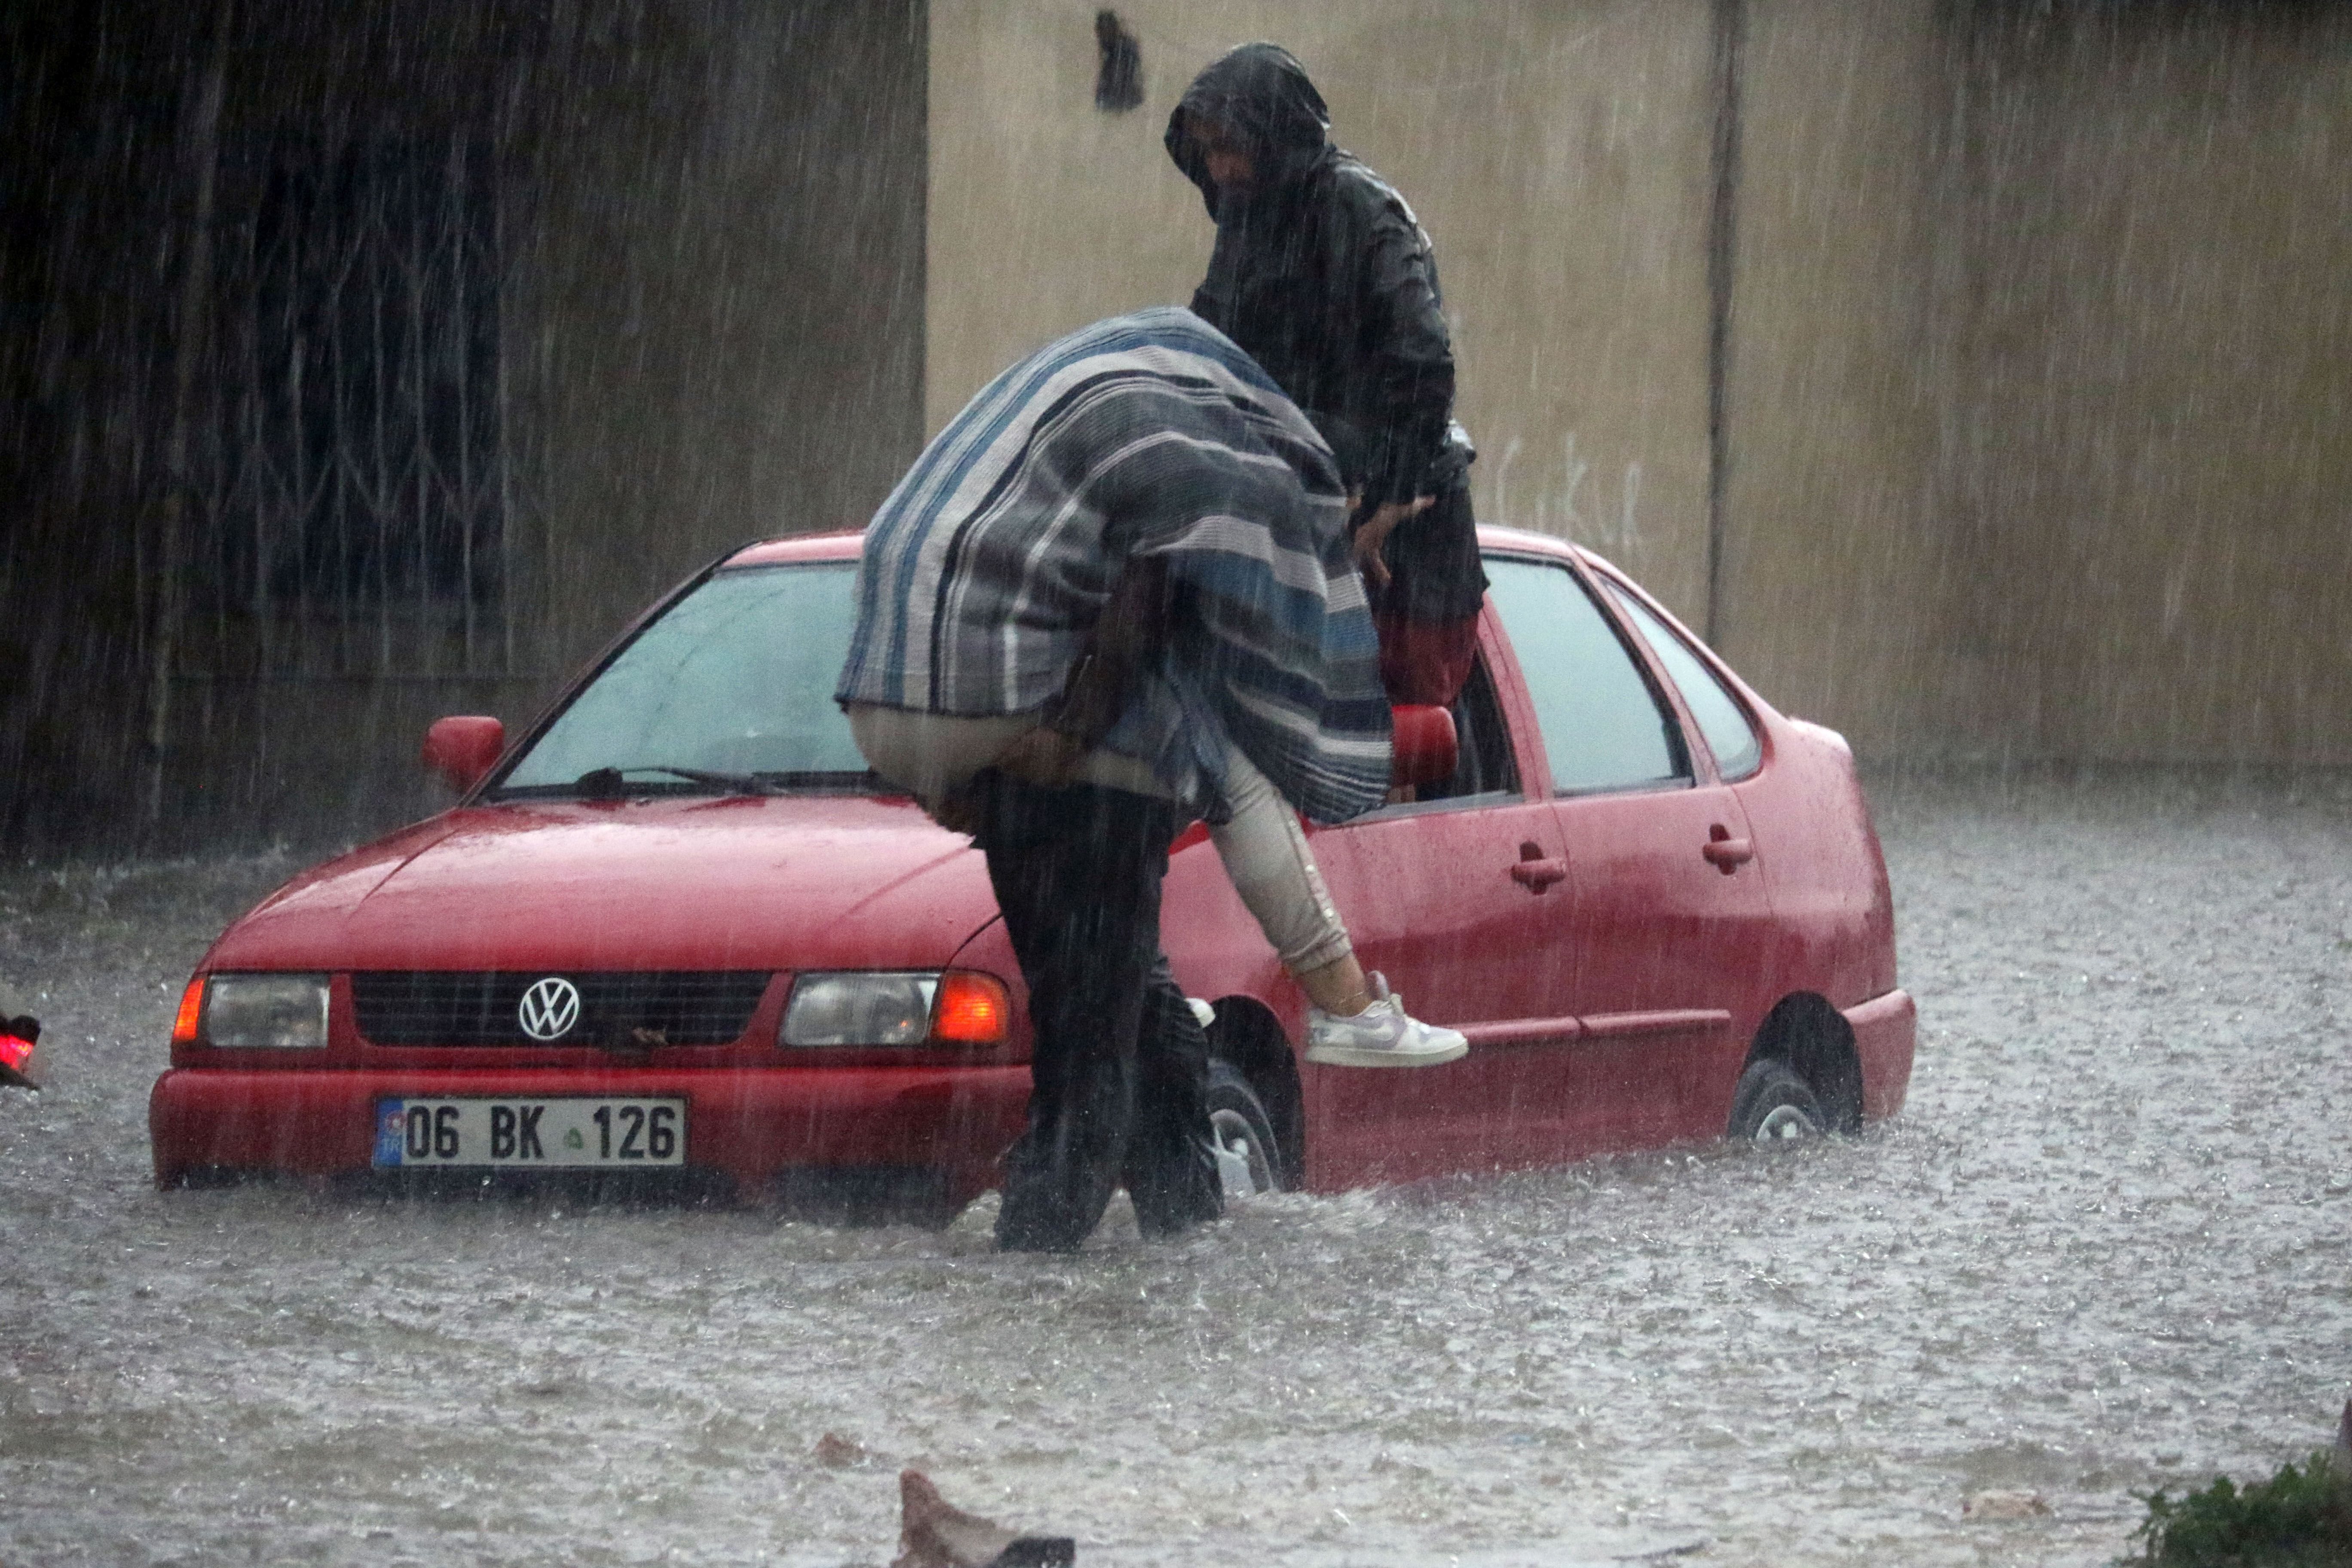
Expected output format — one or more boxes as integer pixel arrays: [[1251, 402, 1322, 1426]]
[[1205, 1061, 1285, 1198], [1727, 1057, 1827, 1147]]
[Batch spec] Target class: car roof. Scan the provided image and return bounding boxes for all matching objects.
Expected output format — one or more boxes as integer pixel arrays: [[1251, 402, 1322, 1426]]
[[722, 525, 1588, 570]]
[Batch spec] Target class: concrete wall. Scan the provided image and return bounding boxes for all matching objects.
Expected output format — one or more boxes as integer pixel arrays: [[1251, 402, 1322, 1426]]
[[524, 0, 928, 684], [11, 0, 2350, 854], [1938, 2, 2352, 764], [1715, 0, 1949, 758], [172, 2, 546, 844], [934, 0, 2352, 769], [927, 0, 1721, 619], [0, 0, 544, 851], [0, 0, 929, 852], [204, 0, 929, 842], [1, 0, 190, 851], [1662, 0, 2352, 765]]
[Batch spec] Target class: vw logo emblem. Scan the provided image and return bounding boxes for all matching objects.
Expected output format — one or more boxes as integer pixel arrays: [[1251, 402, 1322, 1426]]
[[518, 977, 581, 1041]]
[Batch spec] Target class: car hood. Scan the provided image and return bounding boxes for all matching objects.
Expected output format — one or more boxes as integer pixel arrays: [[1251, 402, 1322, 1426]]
[[207, 796, 998, 974]]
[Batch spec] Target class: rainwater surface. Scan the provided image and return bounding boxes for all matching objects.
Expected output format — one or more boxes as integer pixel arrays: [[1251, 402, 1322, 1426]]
[[3, 773, 2348, 1567]]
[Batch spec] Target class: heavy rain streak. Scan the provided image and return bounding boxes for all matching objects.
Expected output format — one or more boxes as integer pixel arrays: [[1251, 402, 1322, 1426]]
[[5, 3, 2351, 1567]]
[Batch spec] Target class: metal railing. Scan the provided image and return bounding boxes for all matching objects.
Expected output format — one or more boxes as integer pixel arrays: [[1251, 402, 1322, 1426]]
[[186, 131, 514, 681]]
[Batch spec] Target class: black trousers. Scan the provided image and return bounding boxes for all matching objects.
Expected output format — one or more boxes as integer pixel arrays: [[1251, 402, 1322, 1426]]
[[968, 769, 1222, 1252]]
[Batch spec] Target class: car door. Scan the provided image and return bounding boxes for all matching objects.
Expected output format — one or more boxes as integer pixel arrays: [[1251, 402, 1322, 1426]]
[[1298, 628, 1580, 1188], [1482, 554, 1776, 1156]]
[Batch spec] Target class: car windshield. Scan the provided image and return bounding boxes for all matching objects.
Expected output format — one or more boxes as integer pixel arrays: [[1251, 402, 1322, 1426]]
[[496, 562, 880, 797]]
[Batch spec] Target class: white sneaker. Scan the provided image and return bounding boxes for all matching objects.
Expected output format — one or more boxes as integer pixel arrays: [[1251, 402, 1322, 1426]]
[[1304, 973, 1469, 1068]]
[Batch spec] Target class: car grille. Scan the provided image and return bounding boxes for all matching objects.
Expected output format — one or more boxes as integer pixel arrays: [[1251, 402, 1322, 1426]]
[[350, 971, 772, 1047]]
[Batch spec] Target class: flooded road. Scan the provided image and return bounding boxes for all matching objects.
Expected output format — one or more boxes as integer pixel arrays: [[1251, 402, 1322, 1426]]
[[3, 774, 2348, 1567]]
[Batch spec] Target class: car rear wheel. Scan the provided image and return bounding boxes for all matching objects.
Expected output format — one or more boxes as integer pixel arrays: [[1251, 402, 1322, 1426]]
[[1728, 1058, 1826, 1146], [1206, 1061, 1284, 1198]]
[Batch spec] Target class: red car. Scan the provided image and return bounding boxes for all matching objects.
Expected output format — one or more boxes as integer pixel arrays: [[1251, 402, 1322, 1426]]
[[149, 527, 1913, 1216]]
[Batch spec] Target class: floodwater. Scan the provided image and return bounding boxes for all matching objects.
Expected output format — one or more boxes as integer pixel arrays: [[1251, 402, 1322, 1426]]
[[3, 774, 2347, 1567]]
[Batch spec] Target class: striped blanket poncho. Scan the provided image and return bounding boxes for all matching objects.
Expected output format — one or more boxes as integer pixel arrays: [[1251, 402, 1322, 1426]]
[[836, 307, 1392, 824]]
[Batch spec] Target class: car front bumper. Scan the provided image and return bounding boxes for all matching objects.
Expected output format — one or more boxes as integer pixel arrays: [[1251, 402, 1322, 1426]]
[[147, 1065, 1031, 1199]]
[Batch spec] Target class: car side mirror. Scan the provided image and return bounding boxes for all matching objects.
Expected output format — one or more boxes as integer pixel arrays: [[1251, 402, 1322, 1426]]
[[1390, 705, 1458, 789], [423, 716, 505, 794]]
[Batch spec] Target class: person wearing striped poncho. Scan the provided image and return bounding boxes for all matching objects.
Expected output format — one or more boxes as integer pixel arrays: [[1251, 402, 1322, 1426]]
[[839, 308, 1464, 1251]]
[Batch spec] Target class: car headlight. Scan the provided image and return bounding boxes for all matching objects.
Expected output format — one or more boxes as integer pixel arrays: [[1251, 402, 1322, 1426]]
[[199, 974, 331, 1050], [781, 970, 1009, 1047]]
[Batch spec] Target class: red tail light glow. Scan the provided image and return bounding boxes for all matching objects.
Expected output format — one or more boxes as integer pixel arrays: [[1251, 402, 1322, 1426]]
[[930, 971, 1010, 1044], [172, 977, 206, 1044]]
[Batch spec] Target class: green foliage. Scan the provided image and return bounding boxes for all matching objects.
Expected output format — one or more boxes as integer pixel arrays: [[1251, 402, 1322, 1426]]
[[2126, 1454, 2352, 1568]]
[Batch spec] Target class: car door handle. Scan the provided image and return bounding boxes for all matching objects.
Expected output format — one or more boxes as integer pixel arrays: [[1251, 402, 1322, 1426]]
[[1701, 836, 1755, 872], [1510, 855, 1568, 892]]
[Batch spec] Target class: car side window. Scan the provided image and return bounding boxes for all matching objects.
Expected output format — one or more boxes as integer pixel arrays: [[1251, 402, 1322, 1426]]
[[1601, 579, 1764, 781], [1484, 556, 1688, 795]]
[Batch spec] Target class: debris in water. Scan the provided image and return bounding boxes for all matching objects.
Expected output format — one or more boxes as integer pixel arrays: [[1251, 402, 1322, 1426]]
[[815, 1431, 870, 1469], [892, 1470, 1075, 1568], [1962, 1490, 2052, 1520]]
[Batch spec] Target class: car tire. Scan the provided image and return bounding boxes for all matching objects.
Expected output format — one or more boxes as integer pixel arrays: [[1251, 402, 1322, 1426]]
[[1206, 1061, 1286, 1198], [1727, 1057, 1827, 1146]]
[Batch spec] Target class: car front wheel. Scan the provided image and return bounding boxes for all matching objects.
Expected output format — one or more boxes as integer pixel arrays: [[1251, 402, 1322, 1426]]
[[1206, 1061, 1285, 1197], [1727, 1057, 1827, 1146]]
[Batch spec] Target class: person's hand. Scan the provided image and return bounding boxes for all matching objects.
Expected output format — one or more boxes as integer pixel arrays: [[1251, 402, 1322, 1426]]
[[1351, 496, 1435, 588], [929, 788, 983, 837], [992, 726, 1090, 789]]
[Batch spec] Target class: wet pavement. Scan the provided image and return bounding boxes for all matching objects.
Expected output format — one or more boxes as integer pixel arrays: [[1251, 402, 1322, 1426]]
[[3, 772, 2348, 1567]]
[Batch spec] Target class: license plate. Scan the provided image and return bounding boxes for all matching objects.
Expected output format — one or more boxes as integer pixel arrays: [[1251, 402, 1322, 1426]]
[[372, 1098, 686, 1168]]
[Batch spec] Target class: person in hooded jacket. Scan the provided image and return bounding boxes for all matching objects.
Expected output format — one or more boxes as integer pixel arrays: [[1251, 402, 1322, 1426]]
[[1166, 42, 1487, 709]]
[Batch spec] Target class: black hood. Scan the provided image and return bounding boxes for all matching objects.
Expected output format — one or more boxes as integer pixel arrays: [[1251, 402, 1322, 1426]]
[[1164, 43, 1331, 217]]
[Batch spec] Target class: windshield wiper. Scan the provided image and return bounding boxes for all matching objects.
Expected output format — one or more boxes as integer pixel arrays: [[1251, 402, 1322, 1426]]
[[573, 765, 788, 798], [749, 769, 891, 791], [490, 765, 889, 801]]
